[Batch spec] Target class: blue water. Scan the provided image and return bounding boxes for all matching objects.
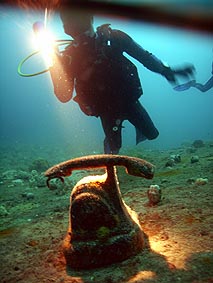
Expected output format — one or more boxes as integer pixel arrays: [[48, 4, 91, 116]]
[[0, 6, 213, 154]]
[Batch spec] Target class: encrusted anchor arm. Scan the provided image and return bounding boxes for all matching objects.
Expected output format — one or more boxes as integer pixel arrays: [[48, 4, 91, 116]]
[[46, 175, 64, 188], [45, 154, 155, 187]]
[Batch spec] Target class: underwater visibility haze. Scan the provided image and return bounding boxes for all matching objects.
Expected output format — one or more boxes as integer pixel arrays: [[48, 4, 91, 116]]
[[0, 6, 213, 152]]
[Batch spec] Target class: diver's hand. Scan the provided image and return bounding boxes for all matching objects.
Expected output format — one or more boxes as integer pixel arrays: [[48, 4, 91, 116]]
[[162, 64, 195, 85], [52, 50, 72, 66], [174, 64, 195, 79]]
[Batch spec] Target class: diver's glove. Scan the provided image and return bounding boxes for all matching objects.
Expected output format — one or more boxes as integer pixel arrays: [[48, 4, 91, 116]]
[[162, 64, 195, 85]]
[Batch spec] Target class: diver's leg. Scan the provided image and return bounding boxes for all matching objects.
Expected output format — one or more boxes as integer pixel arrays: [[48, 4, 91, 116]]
[[128, 101, 159, 143], [100, 115, 123, 154]]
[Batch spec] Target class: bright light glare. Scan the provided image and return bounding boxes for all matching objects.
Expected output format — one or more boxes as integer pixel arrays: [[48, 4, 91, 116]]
[[32, 28, 55, 67]]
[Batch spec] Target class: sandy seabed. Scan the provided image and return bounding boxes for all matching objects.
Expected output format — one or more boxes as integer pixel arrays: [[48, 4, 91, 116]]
[[0, 141, 213, 283]]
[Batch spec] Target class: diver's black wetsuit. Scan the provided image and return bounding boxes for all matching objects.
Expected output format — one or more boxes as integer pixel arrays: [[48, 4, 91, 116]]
[[55, 27, 175, 153]]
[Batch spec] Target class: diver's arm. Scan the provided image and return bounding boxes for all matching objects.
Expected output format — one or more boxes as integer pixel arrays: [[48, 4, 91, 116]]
[[193, 76, 213, 92], [49, 50, 74, 103], [116, 30, 194, 84], [121, 32, 168, 74]]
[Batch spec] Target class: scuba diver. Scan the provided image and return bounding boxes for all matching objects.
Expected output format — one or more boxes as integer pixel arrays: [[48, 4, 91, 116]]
[[50, 5, 195, 154], [174, 61, 213, 92]]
